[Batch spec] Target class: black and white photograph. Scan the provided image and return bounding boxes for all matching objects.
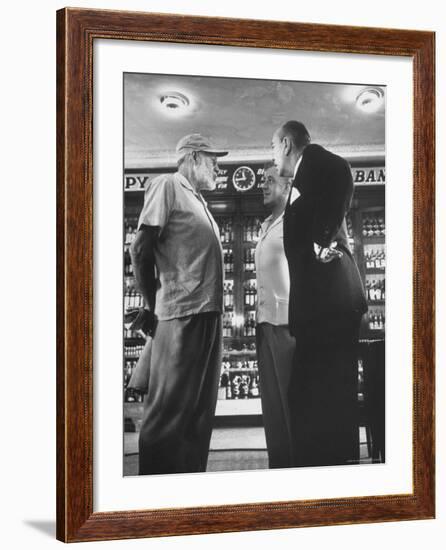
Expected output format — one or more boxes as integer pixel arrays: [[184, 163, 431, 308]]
[[122, 72, 386, 476]]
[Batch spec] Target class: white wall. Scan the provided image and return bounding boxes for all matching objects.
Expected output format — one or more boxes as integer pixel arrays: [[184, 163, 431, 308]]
[[1, 1, 444, 548]]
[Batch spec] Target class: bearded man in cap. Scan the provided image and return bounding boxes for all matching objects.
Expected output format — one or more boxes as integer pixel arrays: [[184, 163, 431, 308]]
[[130, 133, 228, 475]]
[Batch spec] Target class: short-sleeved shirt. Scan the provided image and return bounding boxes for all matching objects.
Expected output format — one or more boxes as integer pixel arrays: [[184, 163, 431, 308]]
[[137, 172, 224, 320], [255, 212, 291, 325]]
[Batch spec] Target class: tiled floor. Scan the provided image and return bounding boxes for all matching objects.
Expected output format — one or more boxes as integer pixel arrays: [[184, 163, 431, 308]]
[[123, 426, 372, 476]]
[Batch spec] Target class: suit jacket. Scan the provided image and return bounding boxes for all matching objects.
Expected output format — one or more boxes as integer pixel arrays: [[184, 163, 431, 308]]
[[283, 144, 367, 331]]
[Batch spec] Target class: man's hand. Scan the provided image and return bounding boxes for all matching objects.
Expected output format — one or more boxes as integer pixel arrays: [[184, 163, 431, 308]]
[[124, 308, 157, 337], [314, 241, 343, 264]]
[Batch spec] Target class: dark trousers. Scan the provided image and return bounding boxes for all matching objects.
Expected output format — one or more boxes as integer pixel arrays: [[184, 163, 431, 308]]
[[138, 312, 222, 475], [289, 314, 362, 467], [256, 323, 295, 468]]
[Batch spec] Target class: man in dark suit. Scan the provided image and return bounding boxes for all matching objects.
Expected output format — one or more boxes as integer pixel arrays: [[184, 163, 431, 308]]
[[272, 120, 368, 467]]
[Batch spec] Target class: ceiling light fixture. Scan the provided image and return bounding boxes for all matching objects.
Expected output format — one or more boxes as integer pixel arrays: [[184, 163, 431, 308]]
[[160, 91, 190, 111], [355, 87, 384, 113]]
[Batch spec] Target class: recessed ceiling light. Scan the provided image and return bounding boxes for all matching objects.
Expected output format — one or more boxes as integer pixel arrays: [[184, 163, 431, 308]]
[[160, 91, 190, 111], [356, 87, 384, 113]]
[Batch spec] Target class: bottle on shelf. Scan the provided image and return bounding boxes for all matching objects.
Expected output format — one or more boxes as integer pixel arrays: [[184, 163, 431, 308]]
[[362, 215, 385, 238], [224, 248, 234, 274], [249, 375, 260, 398], [368, 310, 385, 331], [231, 375, 242, 399], [243, 247, 256, 272], [243, 311, 256, 337], [223, 281, 234, 310], [244, 280, 257, 308], [217, 217, 234, 244]]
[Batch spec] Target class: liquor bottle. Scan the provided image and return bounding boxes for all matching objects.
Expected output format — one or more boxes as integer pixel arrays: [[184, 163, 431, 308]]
[[224, 282, 229, 309], [225, 378, 232, 399], [232, 375, 241, 399], [375, 280, 382, 301], [369, 280, 375, 301], [225, 221, 230, 243], [240, 375, 250, 399], [228, 314, 233, 337], [364, 250, 370, 270], [227, 314, 231, 338], [346, 216, 353, 239], [220, 370, 229, 397], [362, 218, 369, 237], [365, 279, 371, 301], [249, 376, 260, 398], [374, 249, 380, 269], [124, 248, 131, 275]]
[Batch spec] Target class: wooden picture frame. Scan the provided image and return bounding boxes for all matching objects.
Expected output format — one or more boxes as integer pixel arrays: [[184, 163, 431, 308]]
[[56, 7, 435, 542]]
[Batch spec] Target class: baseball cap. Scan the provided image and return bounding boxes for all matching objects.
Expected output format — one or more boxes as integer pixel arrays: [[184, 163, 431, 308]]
[[176, 133, 228, 158]]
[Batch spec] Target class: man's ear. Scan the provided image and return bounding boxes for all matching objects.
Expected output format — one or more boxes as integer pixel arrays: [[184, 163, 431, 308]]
[[283, 136, 291, 156]]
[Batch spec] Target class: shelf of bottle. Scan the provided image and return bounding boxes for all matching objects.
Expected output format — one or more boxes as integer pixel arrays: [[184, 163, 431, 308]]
[[242, 270, 256, 277], [223, 337, 256, 342], [364, 329, 385, 336], [367, 300, 385, 305], [223, 349, 256, 356], [124, 336, 146, 344], [221, 367, 258, 373], [365, 268, 386, 275], [362, 235, 385, 243]]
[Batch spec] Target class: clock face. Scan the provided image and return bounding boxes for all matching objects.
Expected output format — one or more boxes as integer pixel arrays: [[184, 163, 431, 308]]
[[232, 166, 256, 192]]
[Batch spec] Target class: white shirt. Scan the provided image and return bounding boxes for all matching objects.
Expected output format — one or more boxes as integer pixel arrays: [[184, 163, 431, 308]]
[[290, 155, 302, 204], [255, 212, 290, 325]]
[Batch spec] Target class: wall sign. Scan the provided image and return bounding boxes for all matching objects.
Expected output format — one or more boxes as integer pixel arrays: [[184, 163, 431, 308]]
[[124, 165, 385, 192]]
